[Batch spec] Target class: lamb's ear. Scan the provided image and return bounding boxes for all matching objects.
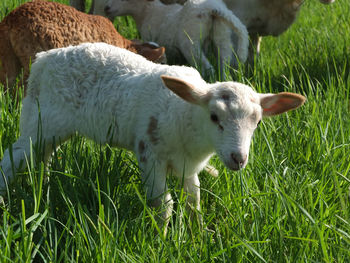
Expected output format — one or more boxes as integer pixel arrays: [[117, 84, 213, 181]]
[[138, 45, 165, 63], [161, 75, 209, 105], [259, 92, 306, 117]]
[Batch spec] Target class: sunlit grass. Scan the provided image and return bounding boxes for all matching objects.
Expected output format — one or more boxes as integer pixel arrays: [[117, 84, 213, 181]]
[[1, 0, 349, 262]]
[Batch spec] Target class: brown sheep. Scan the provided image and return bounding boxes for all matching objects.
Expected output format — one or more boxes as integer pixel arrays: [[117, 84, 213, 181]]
[[0, 0, 166, 95]]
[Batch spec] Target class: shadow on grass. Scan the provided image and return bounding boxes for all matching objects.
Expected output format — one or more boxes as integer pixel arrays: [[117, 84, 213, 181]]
[[248, 49, 350, 95]]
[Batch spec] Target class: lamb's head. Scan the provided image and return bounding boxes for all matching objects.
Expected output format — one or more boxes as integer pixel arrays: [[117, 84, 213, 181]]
[[161, 75, 306, 171], [104, 0, 141, 17]]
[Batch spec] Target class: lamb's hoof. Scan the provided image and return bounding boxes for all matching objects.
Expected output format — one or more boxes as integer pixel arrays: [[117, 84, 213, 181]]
[[204, 165, 219, 178]]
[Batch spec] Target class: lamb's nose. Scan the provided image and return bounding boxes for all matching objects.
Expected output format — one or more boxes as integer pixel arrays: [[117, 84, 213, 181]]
[[104, 6, 111, 14], [231, 152, 247, 168]]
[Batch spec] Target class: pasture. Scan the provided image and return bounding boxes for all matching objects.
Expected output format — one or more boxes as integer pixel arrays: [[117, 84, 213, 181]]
[[0, 0, 349, 262]]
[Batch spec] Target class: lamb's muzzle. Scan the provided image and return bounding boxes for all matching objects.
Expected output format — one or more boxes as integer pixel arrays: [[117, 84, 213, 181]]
[[230, 152, 248, 170]]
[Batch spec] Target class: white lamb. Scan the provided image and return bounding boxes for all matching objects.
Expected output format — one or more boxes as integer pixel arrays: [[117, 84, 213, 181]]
[[104, 0, 249, 76], [0, 43, 305, 234], [158, 0, 336, 63]]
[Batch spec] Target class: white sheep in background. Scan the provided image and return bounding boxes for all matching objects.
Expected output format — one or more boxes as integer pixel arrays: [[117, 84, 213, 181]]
[[158, 0, 336, 64], [223, 0, 336, 63], [0, 43, 305, 234], [104, 0, 249, 76]]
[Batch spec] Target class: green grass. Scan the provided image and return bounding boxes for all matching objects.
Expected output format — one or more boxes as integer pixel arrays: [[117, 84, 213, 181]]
[[1, 0, 350, 262]]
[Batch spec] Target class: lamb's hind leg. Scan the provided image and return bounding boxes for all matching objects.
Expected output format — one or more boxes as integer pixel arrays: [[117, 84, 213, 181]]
[[247, 33, 262, 67], [0, 98, 72, 192]]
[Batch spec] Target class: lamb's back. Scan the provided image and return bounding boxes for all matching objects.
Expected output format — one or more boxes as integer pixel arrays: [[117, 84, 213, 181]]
[[27, 43, 203, 110]]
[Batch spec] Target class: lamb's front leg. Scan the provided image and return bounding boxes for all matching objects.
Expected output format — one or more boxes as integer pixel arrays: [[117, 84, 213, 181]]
[[179, 39, 215, 78], [247, 33, 262, 66], [137, 147, 173, 236], [183, 174, 203, 226]]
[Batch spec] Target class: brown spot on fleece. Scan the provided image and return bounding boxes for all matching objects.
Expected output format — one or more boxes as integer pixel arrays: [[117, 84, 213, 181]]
[[147, 116, 160, 145]]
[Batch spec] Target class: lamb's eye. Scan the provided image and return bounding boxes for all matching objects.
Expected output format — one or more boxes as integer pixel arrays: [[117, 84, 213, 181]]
[[210, 113, 219, 123]]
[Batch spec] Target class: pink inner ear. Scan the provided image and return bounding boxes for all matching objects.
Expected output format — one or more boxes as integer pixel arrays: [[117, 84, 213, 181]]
[[263, 94, 304, 116]]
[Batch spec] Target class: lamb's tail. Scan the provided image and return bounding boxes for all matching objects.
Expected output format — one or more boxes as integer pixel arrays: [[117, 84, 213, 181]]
[[211, 6, 249, 63]]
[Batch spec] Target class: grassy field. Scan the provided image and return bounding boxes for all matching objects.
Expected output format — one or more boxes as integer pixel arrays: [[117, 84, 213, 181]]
[[1, 0, 350, 262]]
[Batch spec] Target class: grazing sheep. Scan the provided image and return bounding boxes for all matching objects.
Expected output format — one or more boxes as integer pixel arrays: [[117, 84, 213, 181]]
[[0, 43, 306, 234], [0, 0, 166, 94], [104, 0, 249, 76], [159, 0, 336, 63]]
